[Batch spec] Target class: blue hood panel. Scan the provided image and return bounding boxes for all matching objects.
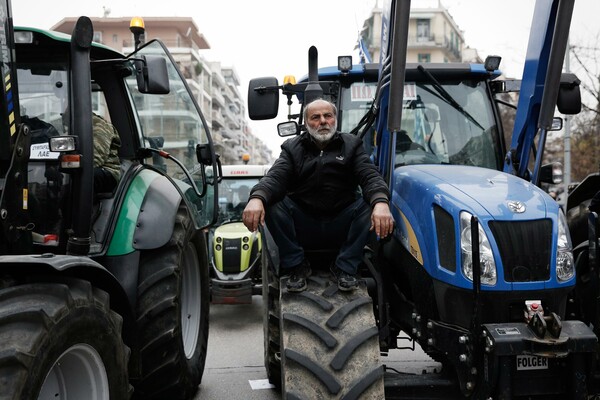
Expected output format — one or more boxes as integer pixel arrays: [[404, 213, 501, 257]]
[[394, 165, 552, 220], [390, 165, 567, 291]]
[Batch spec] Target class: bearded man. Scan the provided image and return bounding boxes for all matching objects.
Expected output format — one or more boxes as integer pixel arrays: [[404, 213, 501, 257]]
[[242, 99, 394, 292]]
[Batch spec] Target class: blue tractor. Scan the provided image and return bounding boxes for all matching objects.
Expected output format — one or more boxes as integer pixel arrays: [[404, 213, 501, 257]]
[[248, 0, 599, 398]]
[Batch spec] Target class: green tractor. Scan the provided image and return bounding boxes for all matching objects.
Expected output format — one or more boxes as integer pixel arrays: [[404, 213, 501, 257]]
[[0, 8, 220, 400]]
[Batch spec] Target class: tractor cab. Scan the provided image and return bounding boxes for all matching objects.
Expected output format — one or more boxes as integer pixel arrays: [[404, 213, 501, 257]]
[[13, 27, 217, 255]]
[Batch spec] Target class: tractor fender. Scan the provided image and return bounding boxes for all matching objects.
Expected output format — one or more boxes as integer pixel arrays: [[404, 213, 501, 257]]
[[133, 174, 182, 250], [0, 253, 135, 343], [108, 170, 182, 255]]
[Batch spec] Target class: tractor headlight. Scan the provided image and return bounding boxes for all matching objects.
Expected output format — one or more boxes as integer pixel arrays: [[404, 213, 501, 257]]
[[460, 212, 497, 285], [556, 210, 574, 282]]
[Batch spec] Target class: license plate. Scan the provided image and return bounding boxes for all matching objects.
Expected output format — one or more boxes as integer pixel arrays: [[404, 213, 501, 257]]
[[516, 354, 548, 370]]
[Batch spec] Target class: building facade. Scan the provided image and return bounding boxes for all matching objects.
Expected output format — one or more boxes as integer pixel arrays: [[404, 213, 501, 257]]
[[360, 1, 479, 64], [51, 16, 272, 165]]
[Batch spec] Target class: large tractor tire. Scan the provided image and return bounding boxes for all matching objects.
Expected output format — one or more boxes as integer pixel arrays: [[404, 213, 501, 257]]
[[262, 247, 282, 388], [135, 204, 210, 399], [280, 271, 385, 399], [0, 279, 130, 400]]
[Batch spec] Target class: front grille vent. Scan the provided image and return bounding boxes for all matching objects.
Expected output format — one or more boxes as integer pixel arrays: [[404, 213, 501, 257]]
[[488, 219, 552, 282]]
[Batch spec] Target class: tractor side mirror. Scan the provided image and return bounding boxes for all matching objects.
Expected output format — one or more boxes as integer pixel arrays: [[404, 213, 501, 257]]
[[135, 55, 170, 94], [248, 77, 279, 120], [557, 73, 581, 115], [540, 162, 563, 185], [277, 121, 300, 137]]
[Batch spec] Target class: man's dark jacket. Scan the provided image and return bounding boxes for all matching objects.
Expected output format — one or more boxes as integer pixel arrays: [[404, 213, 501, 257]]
[[250, 131, 390, 216]]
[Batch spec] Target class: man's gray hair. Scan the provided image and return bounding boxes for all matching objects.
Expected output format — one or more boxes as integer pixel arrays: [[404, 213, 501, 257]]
[[302, 99, 338, 122]]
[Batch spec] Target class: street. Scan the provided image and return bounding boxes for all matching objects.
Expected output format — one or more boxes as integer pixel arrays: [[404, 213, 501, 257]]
[[196, 297, 280, 399], [195, 296, 440, 399]]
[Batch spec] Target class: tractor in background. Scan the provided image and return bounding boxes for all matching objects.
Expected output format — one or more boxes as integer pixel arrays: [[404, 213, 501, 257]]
[[209, 164, 269, 304]]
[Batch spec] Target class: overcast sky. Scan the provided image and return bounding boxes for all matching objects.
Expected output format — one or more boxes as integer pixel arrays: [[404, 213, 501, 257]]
[[11, 0, 600, 155]]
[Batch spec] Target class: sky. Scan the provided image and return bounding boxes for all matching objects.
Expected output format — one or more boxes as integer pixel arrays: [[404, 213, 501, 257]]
[[10, 0, 600, 156]]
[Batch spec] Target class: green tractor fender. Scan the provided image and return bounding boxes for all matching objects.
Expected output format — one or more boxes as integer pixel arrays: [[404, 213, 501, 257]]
[[0, 254, 135, 342], [108, 168, 182, 256]]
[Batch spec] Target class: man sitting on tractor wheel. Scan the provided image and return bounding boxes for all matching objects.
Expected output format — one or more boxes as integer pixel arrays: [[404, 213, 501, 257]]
[[242, 99, 394, 292]]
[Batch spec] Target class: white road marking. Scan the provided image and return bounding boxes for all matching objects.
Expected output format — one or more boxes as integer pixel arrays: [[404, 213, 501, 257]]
[[249, 379, 276, 390]]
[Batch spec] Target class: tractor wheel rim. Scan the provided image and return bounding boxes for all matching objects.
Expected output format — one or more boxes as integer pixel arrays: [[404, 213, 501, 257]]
[[181, 242, 202, 359], [39, 343, 109, 400]]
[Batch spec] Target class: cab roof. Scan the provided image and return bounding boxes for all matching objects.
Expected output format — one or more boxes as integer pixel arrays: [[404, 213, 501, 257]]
[[14, 26, 125, 61]]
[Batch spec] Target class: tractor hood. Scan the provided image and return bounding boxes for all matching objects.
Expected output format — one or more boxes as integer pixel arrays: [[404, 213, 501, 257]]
[[214, 222, 251, 238], [392, 164, 556, 221], [391, 164, 566, 291]]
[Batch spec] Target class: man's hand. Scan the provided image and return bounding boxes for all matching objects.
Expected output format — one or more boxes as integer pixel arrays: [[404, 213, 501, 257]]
[[370, 202, 394, 239], [242, 198, 265, 232]]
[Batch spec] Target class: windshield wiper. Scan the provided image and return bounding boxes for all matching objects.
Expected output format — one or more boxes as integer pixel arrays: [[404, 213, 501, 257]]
[[416, 65, 484, 131]]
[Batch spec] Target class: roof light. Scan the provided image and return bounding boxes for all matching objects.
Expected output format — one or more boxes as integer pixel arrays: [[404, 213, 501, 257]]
[[338, 56, 353, 73], [484, 55, 501, 72], [283, 75, 296, 85], [130, 17, 146, 50], [14, 31, 33, 44], [129, 17, 145, 34]]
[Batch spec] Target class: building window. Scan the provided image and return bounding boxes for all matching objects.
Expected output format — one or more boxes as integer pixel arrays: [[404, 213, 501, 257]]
[[112, 34, 118, 44], [93, 31, 102, 43], [418, 53, 431, 63], [416, 19, 430, 42]]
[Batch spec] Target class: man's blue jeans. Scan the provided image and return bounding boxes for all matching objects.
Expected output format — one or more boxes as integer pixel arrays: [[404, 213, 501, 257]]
[[265, 196, 371, 275]]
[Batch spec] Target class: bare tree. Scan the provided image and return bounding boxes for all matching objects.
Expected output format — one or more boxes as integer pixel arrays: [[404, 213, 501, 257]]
[[542, 37, 600, 182]]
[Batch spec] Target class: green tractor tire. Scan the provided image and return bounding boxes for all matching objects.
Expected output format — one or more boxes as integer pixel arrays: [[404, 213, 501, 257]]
[[0, 279, 131, 400], [134, 204, 210, 399]]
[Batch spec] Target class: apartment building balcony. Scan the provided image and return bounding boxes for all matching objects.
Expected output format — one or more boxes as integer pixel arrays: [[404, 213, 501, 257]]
[[220, 128, 235, 141], [122, 38, 204, 53], [186, 78, 202, 94], [222, 89, 234, 103], [211, 110, 225, 128], [228, 119, 241, 130], [212, 90, 225, 108], [408, 33, 439, 47], [407, 34, 462, 60]]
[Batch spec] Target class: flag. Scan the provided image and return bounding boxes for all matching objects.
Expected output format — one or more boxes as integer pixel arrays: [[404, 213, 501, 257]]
[[358, 36, 372, 64]]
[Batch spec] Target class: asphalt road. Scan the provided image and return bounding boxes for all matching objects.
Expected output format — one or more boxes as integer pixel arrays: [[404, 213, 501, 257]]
[[195, 297, 280, 399], [194, 295, 441, 400]]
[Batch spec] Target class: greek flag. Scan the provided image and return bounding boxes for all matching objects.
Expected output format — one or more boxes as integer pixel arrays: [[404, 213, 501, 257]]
[[358, 36, 372, 64]]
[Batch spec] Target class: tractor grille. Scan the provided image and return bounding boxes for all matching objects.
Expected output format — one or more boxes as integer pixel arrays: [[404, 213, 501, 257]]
[[488, 219, 552, 282], [434, 205, 456, 272], [222, 238, 242, 274]]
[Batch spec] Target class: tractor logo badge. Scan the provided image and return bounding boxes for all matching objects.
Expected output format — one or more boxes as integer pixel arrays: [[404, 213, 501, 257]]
[[507, 200, 526, 213]]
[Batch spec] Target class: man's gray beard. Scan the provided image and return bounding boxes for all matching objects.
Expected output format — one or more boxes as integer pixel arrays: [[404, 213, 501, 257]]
[[307, 122, 337, 144]]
